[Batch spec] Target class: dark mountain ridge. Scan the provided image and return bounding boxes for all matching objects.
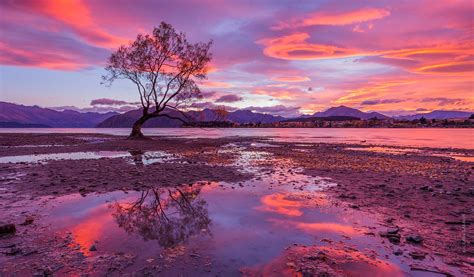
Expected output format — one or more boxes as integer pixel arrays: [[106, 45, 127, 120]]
[[0, 101, 117, 128], [97, 108, 284, 128]]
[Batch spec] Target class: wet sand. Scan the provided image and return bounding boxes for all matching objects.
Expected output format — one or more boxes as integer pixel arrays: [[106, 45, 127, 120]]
[[0, 133, 472, 276]]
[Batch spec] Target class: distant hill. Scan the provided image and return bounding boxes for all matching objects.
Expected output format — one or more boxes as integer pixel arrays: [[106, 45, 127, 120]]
[[97, 108, 284, 127], [312, 106, 390, 120], [397, 110, 473, 120], [226, 110, 284, 124], [283, 116, 361, 122], [0, 101, 118, 128]]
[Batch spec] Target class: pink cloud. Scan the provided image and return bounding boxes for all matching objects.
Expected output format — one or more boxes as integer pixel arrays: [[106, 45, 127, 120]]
[[215, 94, 243, 103], [271, 76, 310, 82], [258, 33, 359, 60], [273, 7, 390, 30]]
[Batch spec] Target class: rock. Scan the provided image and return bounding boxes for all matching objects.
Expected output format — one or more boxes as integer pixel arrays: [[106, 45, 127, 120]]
[[21, 217, 34, 225], [388, 236, 401, 244], [387, 227, 399, 234], [89, 244, 97, 251], [406, 235, 423, 244], [409, 251, 426, 260], [379, 231, 401, 244], [0, 223, 16, 235], [393, 249, 403, 256]]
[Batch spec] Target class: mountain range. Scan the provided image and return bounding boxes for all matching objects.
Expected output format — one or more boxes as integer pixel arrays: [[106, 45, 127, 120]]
[[0, 101, 117, 128], [0, 101, 472, 128], [97, 108, 284, 128], [396, 110, 473, 120]]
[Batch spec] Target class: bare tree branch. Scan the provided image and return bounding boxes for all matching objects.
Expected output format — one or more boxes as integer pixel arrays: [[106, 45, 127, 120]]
[[102, 22, 212, 138]]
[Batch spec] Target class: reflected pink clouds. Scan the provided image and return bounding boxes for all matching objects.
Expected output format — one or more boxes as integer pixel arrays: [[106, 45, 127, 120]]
[[269, 218, 359, 236], [242, 243, 404, 276]]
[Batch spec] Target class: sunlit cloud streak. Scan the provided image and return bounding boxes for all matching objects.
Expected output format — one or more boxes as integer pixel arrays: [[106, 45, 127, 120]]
[[273, 7, 390, 30]]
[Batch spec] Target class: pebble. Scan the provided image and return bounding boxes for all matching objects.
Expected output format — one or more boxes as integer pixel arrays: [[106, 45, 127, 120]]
[[406, 234, 423, 244]]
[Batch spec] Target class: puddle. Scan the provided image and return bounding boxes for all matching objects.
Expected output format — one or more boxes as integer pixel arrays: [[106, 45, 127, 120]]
[[7, 180, 385, 275], [0, 151, 130, 164], [430, 153, 474, 162], [346, 147, 420, 155], [0, 144, 69, 148], [0, 150, 179, 165], [346, 147, 474, 162], [249, 142, 279, 148], [127, 151, 179, 166]]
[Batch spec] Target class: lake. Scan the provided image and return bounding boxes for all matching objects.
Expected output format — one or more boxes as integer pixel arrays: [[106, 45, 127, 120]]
[[0, 128, 473, 149]]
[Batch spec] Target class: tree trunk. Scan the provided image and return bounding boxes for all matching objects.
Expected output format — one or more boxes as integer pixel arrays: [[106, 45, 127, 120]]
[[128, 115, 150, 139]]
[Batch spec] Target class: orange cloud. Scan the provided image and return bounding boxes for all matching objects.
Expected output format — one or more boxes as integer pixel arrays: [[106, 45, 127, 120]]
[[253, 88, 299, 100], [37, 0, 125, 48], [260, 32, 474, 78], [0, 42, 89, 70], [416, 61, 473, 74], [333, 74, 474, 113], [271, 76, 311, 82], [200, 81, 233, 88], [258, 33, 359, 60], [274, 8, 390, 30]]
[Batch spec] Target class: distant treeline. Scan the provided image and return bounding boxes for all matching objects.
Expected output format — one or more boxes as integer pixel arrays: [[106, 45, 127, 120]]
[[185, 117, 474, 128]]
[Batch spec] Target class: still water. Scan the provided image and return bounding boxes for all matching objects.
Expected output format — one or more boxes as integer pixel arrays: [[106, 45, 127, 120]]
[[1, 128, 473, 149]]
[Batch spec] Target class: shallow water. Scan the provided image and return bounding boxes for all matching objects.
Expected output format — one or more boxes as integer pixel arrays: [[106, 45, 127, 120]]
[[1, 128, 473, 149], [0, 150, 177, 165], [346, 147, 474, 162], [0, 146, 461, 276]]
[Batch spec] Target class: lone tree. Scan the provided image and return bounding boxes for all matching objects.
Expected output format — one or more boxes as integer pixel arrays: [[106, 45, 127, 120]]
[[102, 22, 212, 139]]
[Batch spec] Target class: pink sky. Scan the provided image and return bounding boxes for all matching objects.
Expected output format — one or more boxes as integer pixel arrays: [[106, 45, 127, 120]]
[[0, 0, 472, 117]]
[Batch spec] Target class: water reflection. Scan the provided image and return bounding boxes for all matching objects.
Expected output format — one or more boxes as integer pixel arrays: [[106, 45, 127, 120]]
[[110, 186, 211, 248]]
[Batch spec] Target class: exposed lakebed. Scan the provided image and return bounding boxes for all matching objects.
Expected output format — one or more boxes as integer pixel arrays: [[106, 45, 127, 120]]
[[0, 133, 472, 276]]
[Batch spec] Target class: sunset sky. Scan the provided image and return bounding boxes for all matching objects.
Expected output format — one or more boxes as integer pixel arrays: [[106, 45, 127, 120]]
[[1, 0, 473, 117]]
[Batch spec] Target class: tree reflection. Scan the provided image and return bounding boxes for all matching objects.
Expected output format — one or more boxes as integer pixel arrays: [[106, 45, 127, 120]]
[[110, 186, 211, 248]]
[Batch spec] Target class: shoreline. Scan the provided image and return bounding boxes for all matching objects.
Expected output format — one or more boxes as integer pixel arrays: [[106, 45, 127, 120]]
[[0, 133, 472, 275]]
